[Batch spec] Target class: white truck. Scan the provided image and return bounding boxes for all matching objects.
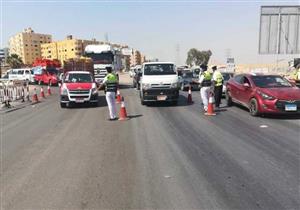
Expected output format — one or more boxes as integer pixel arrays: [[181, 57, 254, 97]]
[[140, 62, 179, 105], [84, 44, 122, 84]]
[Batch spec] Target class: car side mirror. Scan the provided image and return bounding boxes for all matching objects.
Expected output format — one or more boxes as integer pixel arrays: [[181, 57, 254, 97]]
[[243, 83, 250, 88]]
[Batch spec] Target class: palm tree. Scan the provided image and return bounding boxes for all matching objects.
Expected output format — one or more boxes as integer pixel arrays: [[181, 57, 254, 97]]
[[7, 54, 24, 68]]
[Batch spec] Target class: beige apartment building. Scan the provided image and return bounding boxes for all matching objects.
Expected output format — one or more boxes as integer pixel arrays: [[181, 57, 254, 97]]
[[9, 28, 52, 65], [130, 50, 142, 66], [41, 35, 99, 64]]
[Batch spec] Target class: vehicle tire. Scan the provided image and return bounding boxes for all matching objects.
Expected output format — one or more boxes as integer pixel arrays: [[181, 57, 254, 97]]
[[226, 91, 233, 107], [249, 98, 259, 116], [60, 103, 66, 108]]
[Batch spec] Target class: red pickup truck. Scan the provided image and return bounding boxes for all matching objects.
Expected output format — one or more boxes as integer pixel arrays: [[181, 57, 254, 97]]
[[59, 71, 98, 108], [34, 68, 59, 86]]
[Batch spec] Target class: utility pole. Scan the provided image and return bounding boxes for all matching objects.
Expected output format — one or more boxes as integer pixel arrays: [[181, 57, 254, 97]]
[[176, 44, 180, 66], [105, 33, 109, 44]]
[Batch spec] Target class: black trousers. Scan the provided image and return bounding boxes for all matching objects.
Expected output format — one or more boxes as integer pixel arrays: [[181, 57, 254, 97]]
[[214, 85, 223, 107]]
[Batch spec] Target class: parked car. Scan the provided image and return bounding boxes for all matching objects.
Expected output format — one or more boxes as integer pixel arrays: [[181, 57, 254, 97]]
[[34, 68, 59, 86], [8, 68, 35, 83], [226, 74, 300, 116], [179, 71, 199, 91], [133, 67, 142, 90], [60, 71, 98, 108], [140, 62, 179, 105], [221, 72, 234, 95]]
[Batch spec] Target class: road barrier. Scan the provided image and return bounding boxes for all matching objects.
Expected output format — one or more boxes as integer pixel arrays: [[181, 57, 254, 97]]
[[119, 97, 129, 121], [0, 81, 29, 108], [116, 89, 122, 104], [187, 85, 193, 104], [0, 80, 53, 108]]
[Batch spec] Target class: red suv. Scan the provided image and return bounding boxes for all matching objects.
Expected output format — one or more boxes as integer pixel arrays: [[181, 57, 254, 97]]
[[226, 74, 300, 116]]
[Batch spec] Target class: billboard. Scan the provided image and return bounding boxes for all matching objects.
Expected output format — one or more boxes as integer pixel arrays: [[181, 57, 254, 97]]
[[259, 6, 300, 54]]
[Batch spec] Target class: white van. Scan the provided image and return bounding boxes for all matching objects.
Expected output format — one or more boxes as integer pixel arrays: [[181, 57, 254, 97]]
[[140, 62, 179, 105], [8, 68, 35, 83]]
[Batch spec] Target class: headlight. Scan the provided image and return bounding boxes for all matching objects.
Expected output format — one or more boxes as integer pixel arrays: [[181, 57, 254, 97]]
[[92, 88, 98, 94], [142, 83, 151, 90], [257, 90, 274, 100], [170, 82, 179, 88], [61, 88, 68, 95]]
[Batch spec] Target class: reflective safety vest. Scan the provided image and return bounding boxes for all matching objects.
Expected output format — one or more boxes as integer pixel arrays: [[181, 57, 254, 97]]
[[105, 73, 118, 92], [214, 71, 224, 87], [201, 71, 212, 87], [294, 69, 300, 81]]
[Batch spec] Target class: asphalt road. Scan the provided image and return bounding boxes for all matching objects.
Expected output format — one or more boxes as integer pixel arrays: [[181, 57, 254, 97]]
[[1, 73, 300, 210]]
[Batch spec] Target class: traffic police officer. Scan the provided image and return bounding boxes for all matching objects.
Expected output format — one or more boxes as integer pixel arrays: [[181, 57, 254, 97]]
[[99, 67, 118, 120], [212, 66, 224, 108], [198, 64, 212, 112]]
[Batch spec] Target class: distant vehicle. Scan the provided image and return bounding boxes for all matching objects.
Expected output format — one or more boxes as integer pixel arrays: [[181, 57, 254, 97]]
[[33, 68, 59, 86], [85, 44, 122, 84], [221, 72, 234, 95], [179, 71, 199, 91], [129, 67, 135, 78], [59, 71, 98, 108], [226, 74, 300, 116], [140, 62, 179, 105], [133, 66, 142, 89], [8, 68, 34, 83]]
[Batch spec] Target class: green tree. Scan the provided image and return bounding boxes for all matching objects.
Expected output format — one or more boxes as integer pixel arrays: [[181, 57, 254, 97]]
[[7, 54, 24, 68], [186, 48, 212, 66]]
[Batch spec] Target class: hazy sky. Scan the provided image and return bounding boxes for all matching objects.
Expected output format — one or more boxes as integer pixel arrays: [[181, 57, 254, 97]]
[[1, 0, 299, 65]]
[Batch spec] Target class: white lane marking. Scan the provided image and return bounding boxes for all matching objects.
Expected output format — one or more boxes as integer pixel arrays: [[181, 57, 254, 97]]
[[164, 175, 171, 179], [260, 125, 268, 128]]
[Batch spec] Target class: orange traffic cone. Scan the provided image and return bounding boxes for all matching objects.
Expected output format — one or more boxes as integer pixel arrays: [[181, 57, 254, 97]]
[[205, 93, 216, 116], [47, 85, 52, 95], [32, 87, 39, 103], [187, 85, 193, 104], [116, 89, 122, 104], [40, 87, 45, 98], [118, 97, 129, 121]]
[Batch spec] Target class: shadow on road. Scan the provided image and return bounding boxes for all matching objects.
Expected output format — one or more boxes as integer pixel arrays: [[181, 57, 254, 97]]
[[225, 103, 300, 120], [119, 84, 133, 89], [128, 114, 143, 119], [261, 114, 300, 120], [66, 96, 107, 109], [146, 95, 193, 107]]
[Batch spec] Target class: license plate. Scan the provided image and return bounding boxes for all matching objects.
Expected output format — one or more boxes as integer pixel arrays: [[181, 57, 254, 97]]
[[75, 98, 84, 103], [285, 104, 297, 111], [157, 95, 167, 101]]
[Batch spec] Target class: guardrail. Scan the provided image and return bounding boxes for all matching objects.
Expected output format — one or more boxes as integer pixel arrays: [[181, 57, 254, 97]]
[[0, 80, 30, 108]]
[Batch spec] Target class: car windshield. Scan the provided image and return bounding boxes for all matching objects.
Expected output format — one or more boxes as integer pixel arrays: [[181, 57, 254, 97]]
[[64, 73, 92, 83], [183, 72, 195, 78], [85, 52, 114, 64], [222, 73, 233, 81], [251, 75, 292, 88], [47, 68, 58, 75], [144, 64, 176, 75]]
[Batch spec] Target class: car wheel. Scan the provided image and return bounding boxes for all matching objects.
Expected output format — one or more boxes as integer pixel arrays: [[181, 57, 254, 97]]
[[60, 103, 66, 108], [226, 91, 233, 107], [249, 98, 259, 116]]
